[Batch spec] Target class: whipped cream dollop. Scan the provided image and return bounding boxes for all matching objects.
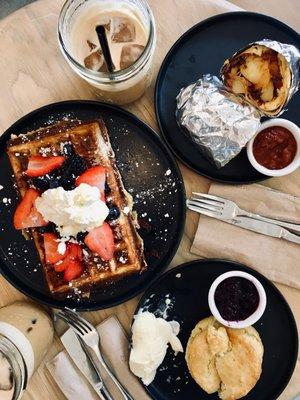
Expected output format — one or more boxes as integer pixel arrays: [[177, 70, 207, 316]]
[[129, 311, 183, 385], [35, 183, 109, 237]]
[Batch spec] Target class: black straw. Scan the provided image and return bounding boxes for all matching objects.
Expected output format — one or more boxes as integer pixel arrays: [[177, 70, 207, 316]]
[[95, 25, 115, 73]]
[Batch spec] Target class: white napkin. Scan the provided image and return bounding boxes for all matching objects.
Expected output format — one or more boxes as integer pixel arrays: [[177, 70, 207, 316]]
[[46, 315, 151, 400]]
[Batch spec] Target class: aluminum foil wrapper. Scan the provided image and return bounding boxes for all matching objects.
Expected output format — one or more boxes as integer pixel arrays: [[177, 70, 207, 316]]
[[176, 74, 261, 168]]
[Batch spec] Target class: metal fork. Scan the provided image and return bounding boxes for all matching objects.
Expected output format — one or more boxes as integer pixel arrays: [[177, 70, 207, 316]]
[[57, 308, 134, 400], [188, 192, 300, 234]]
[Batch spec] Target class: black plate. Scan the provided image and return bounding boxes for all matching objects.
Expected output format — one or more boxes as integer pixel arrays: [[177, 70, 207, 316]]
[[155, 12, 300, 183], [0, 100, 186, 310], [135, 259, 298, 400]]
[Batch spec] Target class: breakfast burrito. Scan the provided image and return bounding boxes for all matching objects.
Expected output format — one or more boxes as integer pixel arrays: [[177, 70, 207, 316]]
[[221, 39, 300, 117]]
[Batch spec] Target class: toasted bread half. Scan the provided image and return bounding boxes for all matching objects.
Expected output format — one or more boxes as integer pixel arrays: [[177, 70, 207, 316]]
[[7, 119, 146, 294]]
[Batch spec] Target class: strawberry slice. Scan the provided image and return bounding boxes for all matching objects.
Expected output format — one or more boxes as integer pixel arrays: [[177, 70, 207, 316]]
[[26, 155, 65, 177], [14, 188, 48, 230], [54, 243, 83, 272], [64, 260, 84, 282], [84, 223, 114, 261], [76, 166, 106, 200], [44, 233, 66, 264]]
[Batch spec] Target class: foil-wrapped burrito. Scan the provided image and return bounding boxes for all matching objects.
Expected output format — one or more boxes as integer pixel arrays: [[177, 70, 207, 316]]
[[176, 74, 261, 168], [221, 39, 300, 117]]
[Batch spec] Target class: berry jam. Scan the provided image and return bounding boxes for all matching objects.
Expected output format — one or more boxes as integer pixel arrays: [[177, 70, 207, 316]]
[[214, 277, 259, 322]]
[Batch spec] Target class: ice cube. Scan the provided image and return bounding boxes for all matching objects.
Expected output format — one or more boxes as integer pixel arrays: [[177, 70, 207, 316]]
[[111, 17, 136, 43], [86, 40, 97, 52], [120, 44, 145, 69], [98, 17, 111, 32], [84, 50, 108, 72]]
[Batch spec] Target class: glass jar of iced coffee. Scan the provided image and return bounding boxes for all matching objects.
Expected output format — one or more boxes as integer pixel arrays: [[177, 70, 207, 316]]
[[58, 0, 156, 104], [0, 302, 54, 400]]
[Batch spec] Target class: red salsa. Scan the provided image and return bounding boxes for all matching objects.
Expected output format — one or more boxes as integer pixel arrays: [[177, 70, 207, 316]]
[[253, 126, 297, 170], [214, 277, 259, 322]]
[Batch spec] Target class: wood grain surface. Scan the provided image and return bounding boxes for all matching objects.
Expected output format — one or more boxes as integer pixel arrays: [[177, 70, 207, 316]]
[[0, 0, 299, 399]]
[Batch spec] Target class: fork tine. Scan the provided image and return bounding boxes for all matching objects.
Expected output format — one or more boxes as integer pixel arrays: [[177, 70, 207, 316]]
[[65, 308, 94, 332], [190, 197, 223, 209], [187, 204, 222, 219], [62, 309, 90, 334], [192, 192, 225, 204], [187, 200, 222, 214], [56, 311, 86, 336]]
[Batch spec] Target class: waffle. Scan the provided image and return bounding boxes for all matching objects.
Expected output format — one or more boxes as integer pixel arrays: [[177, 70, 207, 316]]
[[7, 119, 146, 294]]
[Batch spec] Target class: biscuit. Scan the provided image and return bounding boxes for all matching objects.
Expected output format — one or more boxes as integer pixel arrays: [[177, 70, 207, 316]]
[[185, 316, 222, 394], [185, 317, 264, 400]]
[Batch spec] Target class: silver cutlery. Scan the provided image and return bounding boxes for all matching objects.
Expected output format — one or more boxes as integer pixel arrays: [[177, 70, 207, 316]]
[[190, 192, 300, 234], [57, 308, 134, 400], [187, 198, 300, 245], [61, 327, 113, 400]]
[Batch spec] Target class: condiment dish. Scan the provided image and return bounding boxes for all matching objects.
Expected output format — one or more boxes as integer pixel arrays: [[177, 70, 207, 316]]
[[247, 118, 300, 177], [208, 270, 267, 329]]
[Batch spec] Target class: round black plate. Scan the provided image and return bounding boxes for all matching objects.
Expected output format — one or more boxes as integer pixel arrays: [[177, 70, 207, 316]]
[[0, 100, 186, 310], [155, 12, 300, 183], [135, 259, 298, 400]]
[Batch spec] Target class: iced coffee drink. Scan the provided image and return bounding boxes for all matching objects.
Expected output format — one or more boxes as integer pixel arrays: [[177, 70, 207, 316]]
[[59, 0, 156, 104]]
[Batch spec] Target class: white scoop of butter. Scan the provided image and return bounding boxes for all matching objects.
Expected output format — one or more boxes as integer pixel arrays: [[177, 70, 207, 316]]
[[129, 311, 183, 385]]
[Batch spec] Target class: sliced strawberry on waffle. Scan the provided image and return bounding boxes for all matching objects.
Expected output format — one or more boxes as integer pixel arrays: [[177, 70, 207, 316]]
[[63, 260, 84, 282], [76, 166, 106, 201], [84, 222, 115, 261], [26, 155, 65, 177], [53, 243, 83, 282], [14, 188, 48, 229], [44, 233, 66, 264]]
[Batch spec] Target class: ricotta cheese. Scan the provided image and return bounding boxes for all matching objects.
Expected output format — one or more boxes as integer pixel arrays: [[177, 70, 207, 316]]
[[129, 311, 183, 385]]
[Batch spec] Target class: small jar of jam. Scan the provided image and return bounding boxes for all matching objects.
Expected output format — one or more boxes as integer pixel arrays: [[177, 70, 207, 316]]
[[247, 119, 300, 177], [208, 271, 267, 329]]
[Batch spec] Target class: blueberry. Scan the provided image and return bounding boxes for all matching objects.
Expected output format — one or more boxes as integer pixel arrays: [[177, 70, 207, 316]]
[[106, 203, 120, 221], [77, 231, 88, 244], [60, 176, 76, 191], [62, 144, 74, 156], [48, 176, 61, 189], [104, 182, 111, 195], [36, 222, 56, 234], [31, 176, 50, 191], [31, 172, 61, 191]]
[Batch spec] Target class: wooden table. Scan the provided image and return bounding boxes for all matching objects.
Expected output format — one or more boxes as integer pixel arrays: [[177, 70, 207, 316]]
[[0, 0, 299, 399]]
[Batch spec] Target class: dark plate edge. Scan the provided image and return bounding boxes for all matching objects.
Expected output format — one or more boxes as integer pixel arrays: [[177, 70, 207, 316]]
[[0, 100, 187, 311], [134, 258, 299, 400], [154, 11, 300, 184]]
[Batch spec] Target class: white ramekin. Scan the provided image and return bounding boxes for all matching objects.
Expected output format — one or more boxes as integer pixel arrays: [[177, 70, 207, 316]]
[[208, 270, 267, 329], [247, 118, 300, 177]]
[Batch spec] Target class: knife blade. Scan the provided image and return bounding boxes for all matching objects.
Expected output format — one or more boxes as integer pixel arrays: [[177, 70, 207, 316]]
[[224, 216, 300, 244], [61, 329, 113, 400]]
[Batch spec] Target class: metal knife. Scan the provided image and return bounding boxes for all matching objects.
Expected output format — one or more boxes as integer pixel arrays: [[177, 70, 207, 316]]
[[61, 329, 114, 400], [224, 215, 300, 244]]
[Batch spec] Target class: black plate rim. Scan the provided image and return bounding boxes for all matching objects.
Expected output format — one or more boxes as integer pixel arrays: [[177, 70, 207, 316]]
[[0, 99, 186, 311], [134, 258, 299, 400], [155, 11, 300, 184]]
